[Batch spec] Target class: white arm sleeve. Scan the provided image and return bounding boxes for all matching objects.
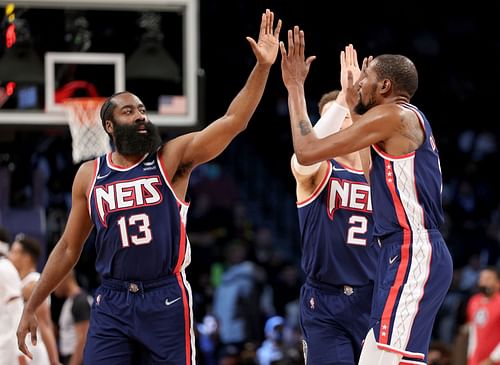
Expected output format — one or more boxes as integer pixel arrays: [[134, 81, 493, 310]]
[[292, 102, 348, 175], [313, 101, 348, 138]]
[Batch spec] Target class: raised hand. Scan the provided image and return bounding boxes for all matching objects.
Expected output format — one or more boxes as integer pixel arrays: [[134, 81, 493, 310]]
[[280, 25, 316, 89], [246, 9, 282, 66], [340, 44, 360, 91], [345, 51, 373, 110]]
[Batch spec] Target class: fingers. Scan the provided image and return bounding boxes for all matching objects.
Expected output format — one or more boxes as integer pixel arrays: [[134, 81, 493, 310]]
[[362, 56, 370, 71], [30, 323, 37, 346], [282, 24, 312, 63], [267, 9, 272, 35], [285, 26, 306, 57], [298, 28, 305, 59], [305, 55, 317, 67], [292, 26, 302, 57], [274, 19, 282, 39], [353, 48, 359, 69], [259, 12, 266, 38], [279, 41, 287, 59], [346, 44, 352, 66], [287, 29, 294, 56], [17, 330, 33, 360]]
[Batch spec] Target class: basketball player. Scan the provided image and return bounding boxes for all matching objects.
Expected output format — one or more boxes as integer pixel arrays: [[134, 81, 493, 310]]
[[292, 46, 378, 365], [280, 26, 453, 365], [16, 9, 281, 364]]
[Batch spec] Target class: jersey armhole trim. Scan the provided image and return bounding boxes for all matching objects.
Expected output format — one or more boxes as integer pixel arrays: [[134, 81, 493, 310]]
[[87, 158, 99, 217], [157, 151, 190, 207], [297, 161, 332, 208]]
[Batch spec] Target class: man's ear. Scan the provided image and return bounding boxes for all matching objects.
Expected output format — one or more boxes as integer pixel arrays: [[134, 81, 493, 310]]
[[380, 79, 392, 95], [105, 120, 113, 134]]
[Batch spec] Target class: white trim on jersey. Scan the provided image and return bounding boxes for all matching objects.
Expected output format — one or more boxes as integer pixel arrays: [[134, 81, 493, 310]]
[[387, 158, 432, 354], [156, 152, 190, 208], [179, 270, 196, 365], [372, 144, 415, 161], [106, 152, 148, 171], [87, 157, 100, 217], [296, 161, 332, 208], [178, 204, 192, 271]]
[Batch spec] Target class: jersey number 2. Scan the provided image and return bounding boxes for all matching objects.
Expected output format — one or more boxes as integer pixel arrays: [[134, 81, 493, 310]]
[[347, 215, 368, 246], [117, 213, 152, 247]]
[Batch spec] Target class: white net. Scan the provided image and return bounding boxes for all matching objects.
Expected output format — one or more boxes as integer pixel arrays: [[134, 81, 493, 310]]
[[63, 97, 111, 164]]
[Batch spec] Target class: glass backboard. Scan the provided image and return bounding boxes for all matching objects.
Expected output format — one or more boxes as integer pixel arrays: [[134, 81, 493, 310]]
[[0, 0, 199, 126]]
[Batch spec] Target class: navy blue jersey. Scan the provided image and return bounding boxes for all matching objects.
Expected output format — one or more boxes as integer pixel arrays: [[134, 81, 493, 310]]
[[87, 152, 191, 280], [370, 103, 444, 238], [297, 160, 378, 286], [367, 103, 451, 361]]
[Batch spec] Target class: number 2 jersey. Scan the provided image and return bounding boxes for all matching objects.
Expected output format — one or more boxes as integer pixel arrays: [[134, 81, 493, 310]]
[[297, 160, 379, 287], [88, 151, 191, 281]]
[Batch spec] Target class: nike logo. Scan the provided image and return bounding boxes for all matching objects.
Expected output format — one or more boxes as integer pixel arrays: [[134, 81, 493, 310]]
[[332, 166, 347, 171], [96, 172, 111, 180], [165, 297, 181, 306], [389, 255, 399, 265], [143, 161, 155, 166]]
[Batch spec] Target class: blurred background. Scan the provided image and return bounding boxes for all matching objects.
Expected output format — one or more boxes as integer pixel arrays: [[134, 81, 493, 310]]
[[0, 1, 499, 364]]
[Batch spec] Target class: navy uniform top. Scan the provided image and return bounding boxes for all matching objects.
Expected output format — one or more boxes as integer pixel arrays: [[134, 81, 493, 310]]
[[297, 160, 378, 287], [87, 151, 191, 281], [370, 103, 444, 239]]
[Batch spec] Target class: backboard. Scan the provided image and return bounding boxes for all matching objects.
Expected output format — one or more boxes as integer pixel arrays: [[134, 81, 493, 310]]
[[0, 0, 199, 126]]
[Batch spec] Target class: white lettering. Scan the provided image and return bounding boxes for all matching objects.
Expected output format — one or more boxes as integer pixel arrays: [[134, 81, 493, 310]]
[[328, 179, 372, 218], [94, 176, 162, 225]]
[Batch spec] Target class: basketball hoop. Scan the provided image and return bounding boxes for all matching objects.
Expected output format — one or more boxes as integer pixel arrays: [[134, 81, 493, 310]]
[[62, 97, 111, 164]]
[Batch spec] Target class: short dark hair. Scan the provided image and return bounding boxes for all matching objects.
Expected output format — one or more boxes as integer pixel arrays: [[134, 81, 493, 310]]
[[372, 54, 418, 98], [0, 226, 11, 243], [317, 90, 340, 114], [15, 233, 41, 263], [99, 91, 130, 134]]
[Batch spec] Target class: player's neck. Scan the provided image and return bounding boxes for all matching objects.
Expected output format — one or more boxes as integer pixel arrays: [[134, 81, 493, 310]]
[[19, 266, 36, 279], [335, 152, 362, 170], [111, 152, 146, 168]]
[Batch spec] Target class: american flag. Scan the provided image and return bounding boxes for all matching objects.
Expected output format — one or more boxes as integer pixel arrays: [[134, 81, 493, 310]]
[[158, 95, 187, 115]]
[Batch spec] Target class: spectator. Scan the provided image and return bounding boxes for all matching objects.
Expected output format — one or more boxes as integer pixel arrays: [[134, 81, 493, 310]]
[[466, 267, 500, 365], [53, 270, 92, 365], [256, 316, 285, 365], [9, 234, 61, 365], [0, 227, 25, 364]]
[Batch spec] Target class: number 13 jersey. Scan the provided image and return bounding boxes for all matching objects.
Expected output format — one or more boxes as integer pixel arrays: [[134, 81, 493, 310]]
[[88, 151, 191, 281]]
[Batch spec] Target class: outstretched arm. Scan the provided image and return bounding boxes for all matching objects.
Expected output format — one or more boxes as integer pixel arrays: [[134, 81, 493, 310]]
[[17, 162, 94, 359], [166, 9, 281, 170]]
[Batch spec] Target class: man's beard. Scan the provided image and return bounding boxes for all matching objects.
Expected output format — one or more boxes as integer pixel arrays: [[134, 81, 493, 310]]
[[113, 120, 162, 156], [354, 85, 377, 115], [478, 286, 495, 298]]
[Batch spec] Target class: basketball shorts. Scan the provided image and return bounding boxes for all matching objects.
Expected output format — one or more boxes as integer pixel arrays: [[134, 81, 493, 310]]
[[368, 230, 453, 364], [300, 277, 374, 365], [84, 272, 195, 365]]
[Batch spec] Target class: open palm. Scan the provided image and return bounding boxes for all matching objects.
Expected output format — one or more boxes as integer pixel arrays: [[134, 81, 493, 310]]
[[247, 9, 282, 66]]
